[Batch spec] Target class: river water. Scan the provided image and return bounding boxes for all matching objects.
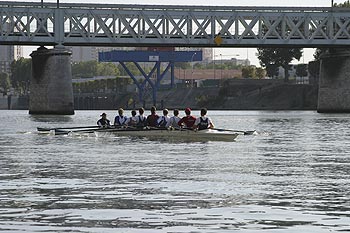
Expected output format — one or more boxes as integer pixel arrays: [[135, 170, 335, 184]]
[[0, 110, 349, 233]]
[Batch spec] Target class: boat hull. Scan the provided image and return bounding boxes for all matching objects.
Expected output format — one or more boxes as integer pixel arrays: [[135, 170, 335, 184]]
[[94, 128, 238, 142]]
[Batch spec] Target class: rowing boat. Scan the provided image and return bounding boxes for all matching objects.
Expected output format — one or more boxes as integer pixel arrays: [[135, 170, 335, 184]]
[[94, 127, 239, 142], [36, 126, 256, 141]]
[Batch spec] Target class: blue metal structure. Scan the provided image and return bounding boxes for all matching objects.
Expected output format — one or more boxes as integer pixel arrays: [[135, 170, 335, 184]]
[[99, 50, 202, 105]]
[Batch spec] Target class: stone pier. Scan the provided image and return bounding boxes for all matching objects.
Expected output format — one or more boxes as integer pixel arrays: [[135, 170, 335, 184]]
[[318, 49, 350, 113], [29, 46, 74, 115]]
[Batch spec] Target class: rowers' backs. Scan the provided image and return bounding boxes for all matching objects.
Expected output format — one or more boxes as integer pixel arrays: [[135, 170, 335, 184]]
[[98, 107, 214, 130]]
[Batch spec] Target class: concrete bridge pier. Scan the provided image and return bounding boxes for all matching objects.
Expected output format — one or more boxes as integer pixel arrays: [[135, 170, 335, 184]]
[[318, 49, 350, 113], [29, 46, 74, 115]]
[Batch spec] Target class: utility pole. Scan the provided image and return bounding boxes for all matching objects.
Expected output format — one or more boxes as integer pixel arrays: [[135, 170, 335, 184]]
[[191, 52, 197, 87]]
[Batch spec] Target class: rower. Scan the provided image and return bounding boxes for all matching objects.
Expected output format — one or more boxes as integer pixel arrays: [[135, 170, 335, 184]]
[[146, 106, 159, 127], [114, 108, 128, 127], [125, 110, 138, 127], [157, 108, 170, 128], [178, 108, 196, 129], [193, 108, 214, 130], [166, 109, 181, 129], [97, 113, 111, 128], [136, 107, 147, 127]]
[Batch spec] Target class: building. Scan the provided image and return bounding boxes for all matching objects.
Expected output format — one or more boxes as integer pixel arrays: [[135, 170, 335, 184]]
[[70, 47, 97, 62], [0, 46, 14, 74]]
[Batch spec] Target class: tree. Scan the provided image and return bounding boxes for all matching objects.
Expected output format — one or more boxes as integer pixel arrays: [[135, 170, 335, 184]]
[[334, 0, 350, 7], [97, 62, 120, 76], [296, 64, 308, 77], [0, 72, 11, 94], [265, 64, 279, 78], [10, 58, 32, 95], [313, 48, 326, 61], [257, 48, 303, 82], [72, 61, 120, 78], [174, 62, 191, 69], [72, 61, 99, 78], [255, 67, 266, 79], [241, 66, 256, 79]]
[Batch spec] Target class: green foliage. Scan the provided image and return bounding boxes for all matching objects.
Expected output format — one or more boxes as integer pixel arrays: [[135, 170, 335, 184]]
[[175, 61, 242, 70], [334, 0, 350, 7], [208, 61, 241, 70], [73, 77, 132, 93], [174, 62, 191, 69], [308, 60, 320, 79], [195, 94, 210, 107], [97, 62, 120, 76], [10, 58, 32, 94], [265, 64, 279, 78], [257, 48, 303, 81], [296, 64, 308, 77], [0, 72, 11, 94], [242, 66, 256, 78], [313, 48, 327, 61], [255, 67, 266, 79], [116, 62, 142, 76], [72, 61, 120, 78]]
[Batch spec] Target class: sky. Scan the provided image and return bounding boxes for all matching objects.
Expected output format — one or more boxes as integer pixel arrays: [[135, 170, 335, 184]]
[[16, 0, 341, 66]]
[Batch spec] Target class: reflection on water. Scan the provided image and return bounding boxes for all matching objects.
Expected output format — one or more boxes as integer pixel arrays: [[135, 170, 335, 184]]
[[0, 110, 350, 232], [29, 114, 74, 123]]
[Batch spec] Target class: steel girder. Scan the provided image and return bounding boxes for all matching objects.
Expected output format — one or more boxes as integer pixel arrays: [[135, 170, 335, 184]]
[[1, 2, 350, 47]]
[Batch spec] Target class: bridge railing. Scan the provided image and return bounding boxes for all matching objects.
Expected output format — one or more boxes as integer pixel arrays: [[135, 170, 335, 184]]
[[1, 2, 350, 47]]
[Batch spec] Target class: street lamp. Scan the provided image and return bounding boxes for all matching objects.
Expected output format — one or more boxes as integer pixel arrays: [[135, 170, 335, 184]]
[[213, 53, 240, 79], [191, 52, 197, 87], [220, 53, 223, 79], [213, 50, 216, 79]]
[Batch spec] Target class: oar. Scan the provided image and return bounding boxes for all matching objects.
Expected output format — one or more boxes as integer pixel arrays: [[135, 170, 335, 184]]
[[38, 125, 100, 132], [213, 128, 257, 135], [54, 126, 134, 135], [54, 126, 115, 135]]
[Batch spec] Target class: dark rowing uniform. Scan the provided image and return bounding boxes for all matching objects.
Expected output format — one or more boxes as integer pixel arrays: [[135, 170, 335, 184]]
[[97, 118, 111, 127], [197, 117, 209, 130], [137, 115, 147, 127]]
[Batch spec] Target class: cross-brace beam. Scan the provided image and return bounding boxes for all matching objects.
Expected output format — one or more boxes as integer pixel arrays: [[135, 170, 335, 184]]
[[119, 61, 174, 106]]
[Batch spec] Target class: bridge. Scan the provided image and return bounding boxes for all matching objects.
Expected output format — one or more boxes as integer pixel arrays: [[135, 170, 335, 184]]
[[2, 1, 350, 114], [1, 2, 350, 47]]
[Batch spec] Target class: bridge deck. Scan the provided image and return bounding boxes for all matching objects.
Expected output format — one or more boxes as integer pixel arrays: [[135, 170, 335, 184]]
[[1, 2, 350, 47]]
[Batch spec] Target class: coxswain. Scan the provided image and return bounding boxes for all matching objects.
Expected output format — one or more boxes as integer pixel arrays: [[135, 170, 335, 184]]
[[193, 108, 214, 130], [97, 113, 111, 128], [125, 110, 138, 127], [146, 106, 159, 127], [114, 108, 128, 127], [157, 108, 170, 128], [166, 109, 181, 129], [136, 107, 147, 128], [178, 108, 196, 129]]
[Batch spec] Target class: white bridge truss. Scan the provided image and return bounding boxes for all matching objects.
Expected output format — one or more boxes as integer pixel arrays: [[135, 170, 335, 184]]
[[1, 1, 350, 47]]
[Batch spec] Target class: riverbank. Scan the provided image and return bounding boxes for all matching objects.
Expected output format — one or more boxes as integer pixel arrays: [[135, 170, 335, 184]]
[[141, 79, 318, 110], [1, 80, 318, 111]]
